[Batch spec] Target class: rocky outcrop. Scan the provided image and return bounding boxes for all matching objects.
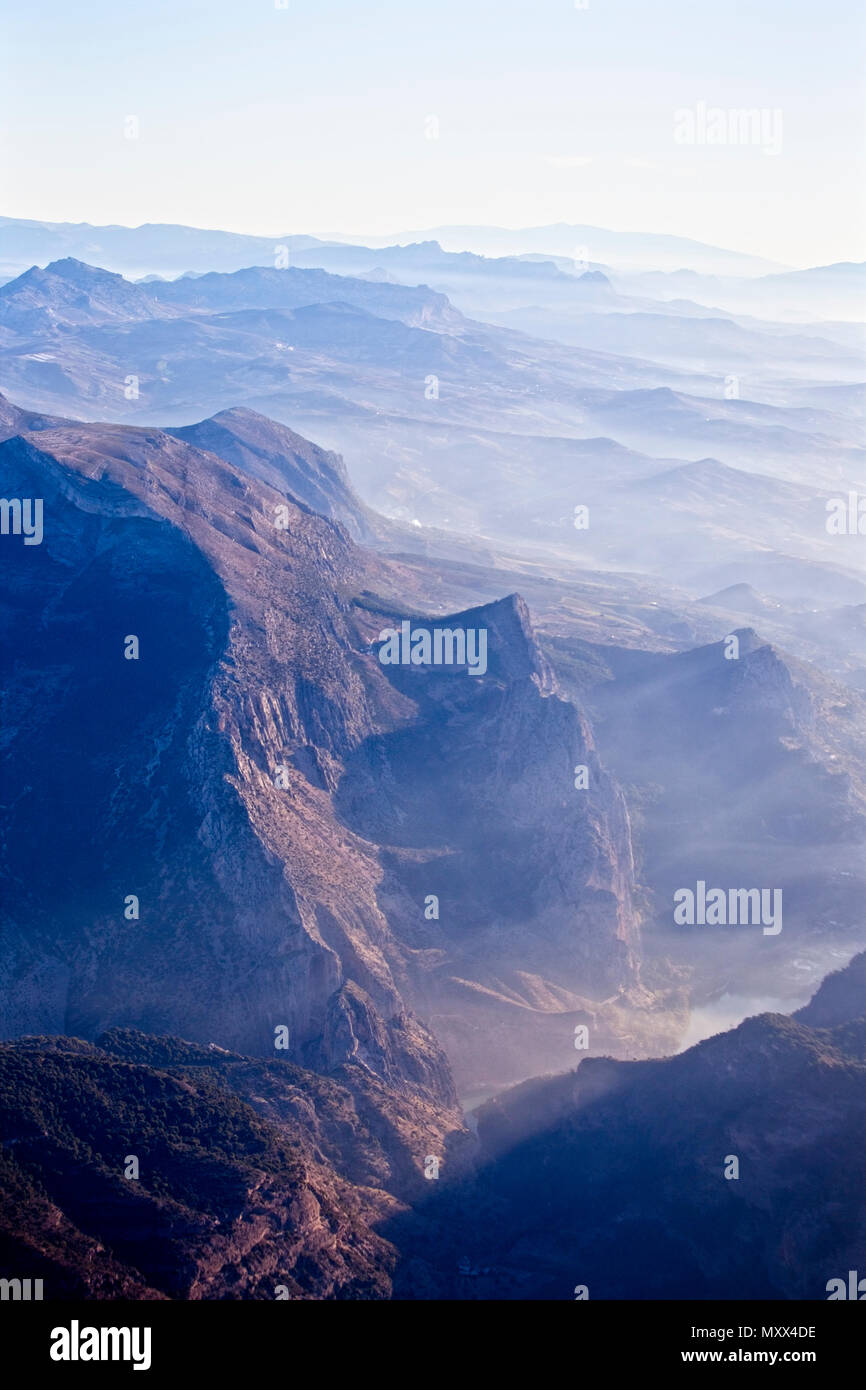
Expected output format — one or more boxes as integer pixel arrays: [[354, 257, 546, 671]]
[[0, 393, 645, 1100], [339, 592, 644, 1091], [167, 407, 377, 542], [0, 412, 453, 1117]]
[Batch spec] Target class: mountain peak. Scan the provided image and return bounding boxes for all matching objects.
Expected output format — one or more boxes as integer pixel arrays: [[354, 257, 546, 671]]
[[0, 257, 165, 330], [577, 269, 611, 286], [795, 950, 866, 1027], [43, 256, 124, 283], [698, 583, 783, 614], [387, 591, 554, 688]]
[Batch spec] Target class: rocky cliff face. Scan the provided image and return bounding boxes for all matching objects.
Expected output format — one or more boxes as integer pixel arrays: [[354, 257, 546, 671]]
[[0, 392, 644, 1103], [167, 407, 377, 543], [0, 411, 450, 1116], [340, 592, 645, 1091]]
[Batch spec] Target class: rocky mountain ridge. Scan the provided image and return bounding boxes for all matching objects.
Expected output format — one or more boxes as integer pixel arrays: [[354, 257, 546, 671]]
[[0, 392, 646, 1101]]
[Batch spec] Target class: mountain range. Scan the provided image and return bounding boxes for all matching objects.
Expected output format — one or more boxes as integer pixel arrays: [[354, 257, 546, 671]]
[[0, 391, 679, 1102], [0, 216, 785, 280], [1, 256, 863, 609], [1, 207, 864, 1303]]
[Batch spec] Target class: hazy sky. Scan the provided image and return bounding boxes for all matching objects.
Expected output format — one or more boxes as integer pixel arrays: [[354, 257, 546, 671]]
[[3, 0, 864, 267]]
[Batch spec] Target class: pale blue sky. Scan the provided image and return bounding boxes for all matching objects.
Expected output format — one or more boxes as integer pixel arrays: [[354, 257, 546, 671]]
[[2, 0, 864, 266]]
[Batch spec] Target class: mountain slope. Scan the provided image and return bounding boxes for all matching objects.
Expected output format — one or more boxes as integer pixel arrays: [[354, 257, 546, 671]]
[[0, 395, 647, 1099], [0, 259, 172, 334], [338, 591, 650, 1092], [796, 949, 866, 1028], [0, 1029, 427, 1299], [0, 413, 454, 1106], [167, 406, 376, 541], [389, 952, 866, 1299], [146, 263, 463, 331]]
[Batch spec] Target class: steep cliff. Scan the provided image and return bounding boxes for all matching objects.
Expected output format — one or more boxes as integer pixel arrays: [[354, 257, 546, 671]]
[[0, 393, 646, 1102], [340, 591, 646, 1091], [0, 412, 451, 1119], [167, 407, 377, 543]]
